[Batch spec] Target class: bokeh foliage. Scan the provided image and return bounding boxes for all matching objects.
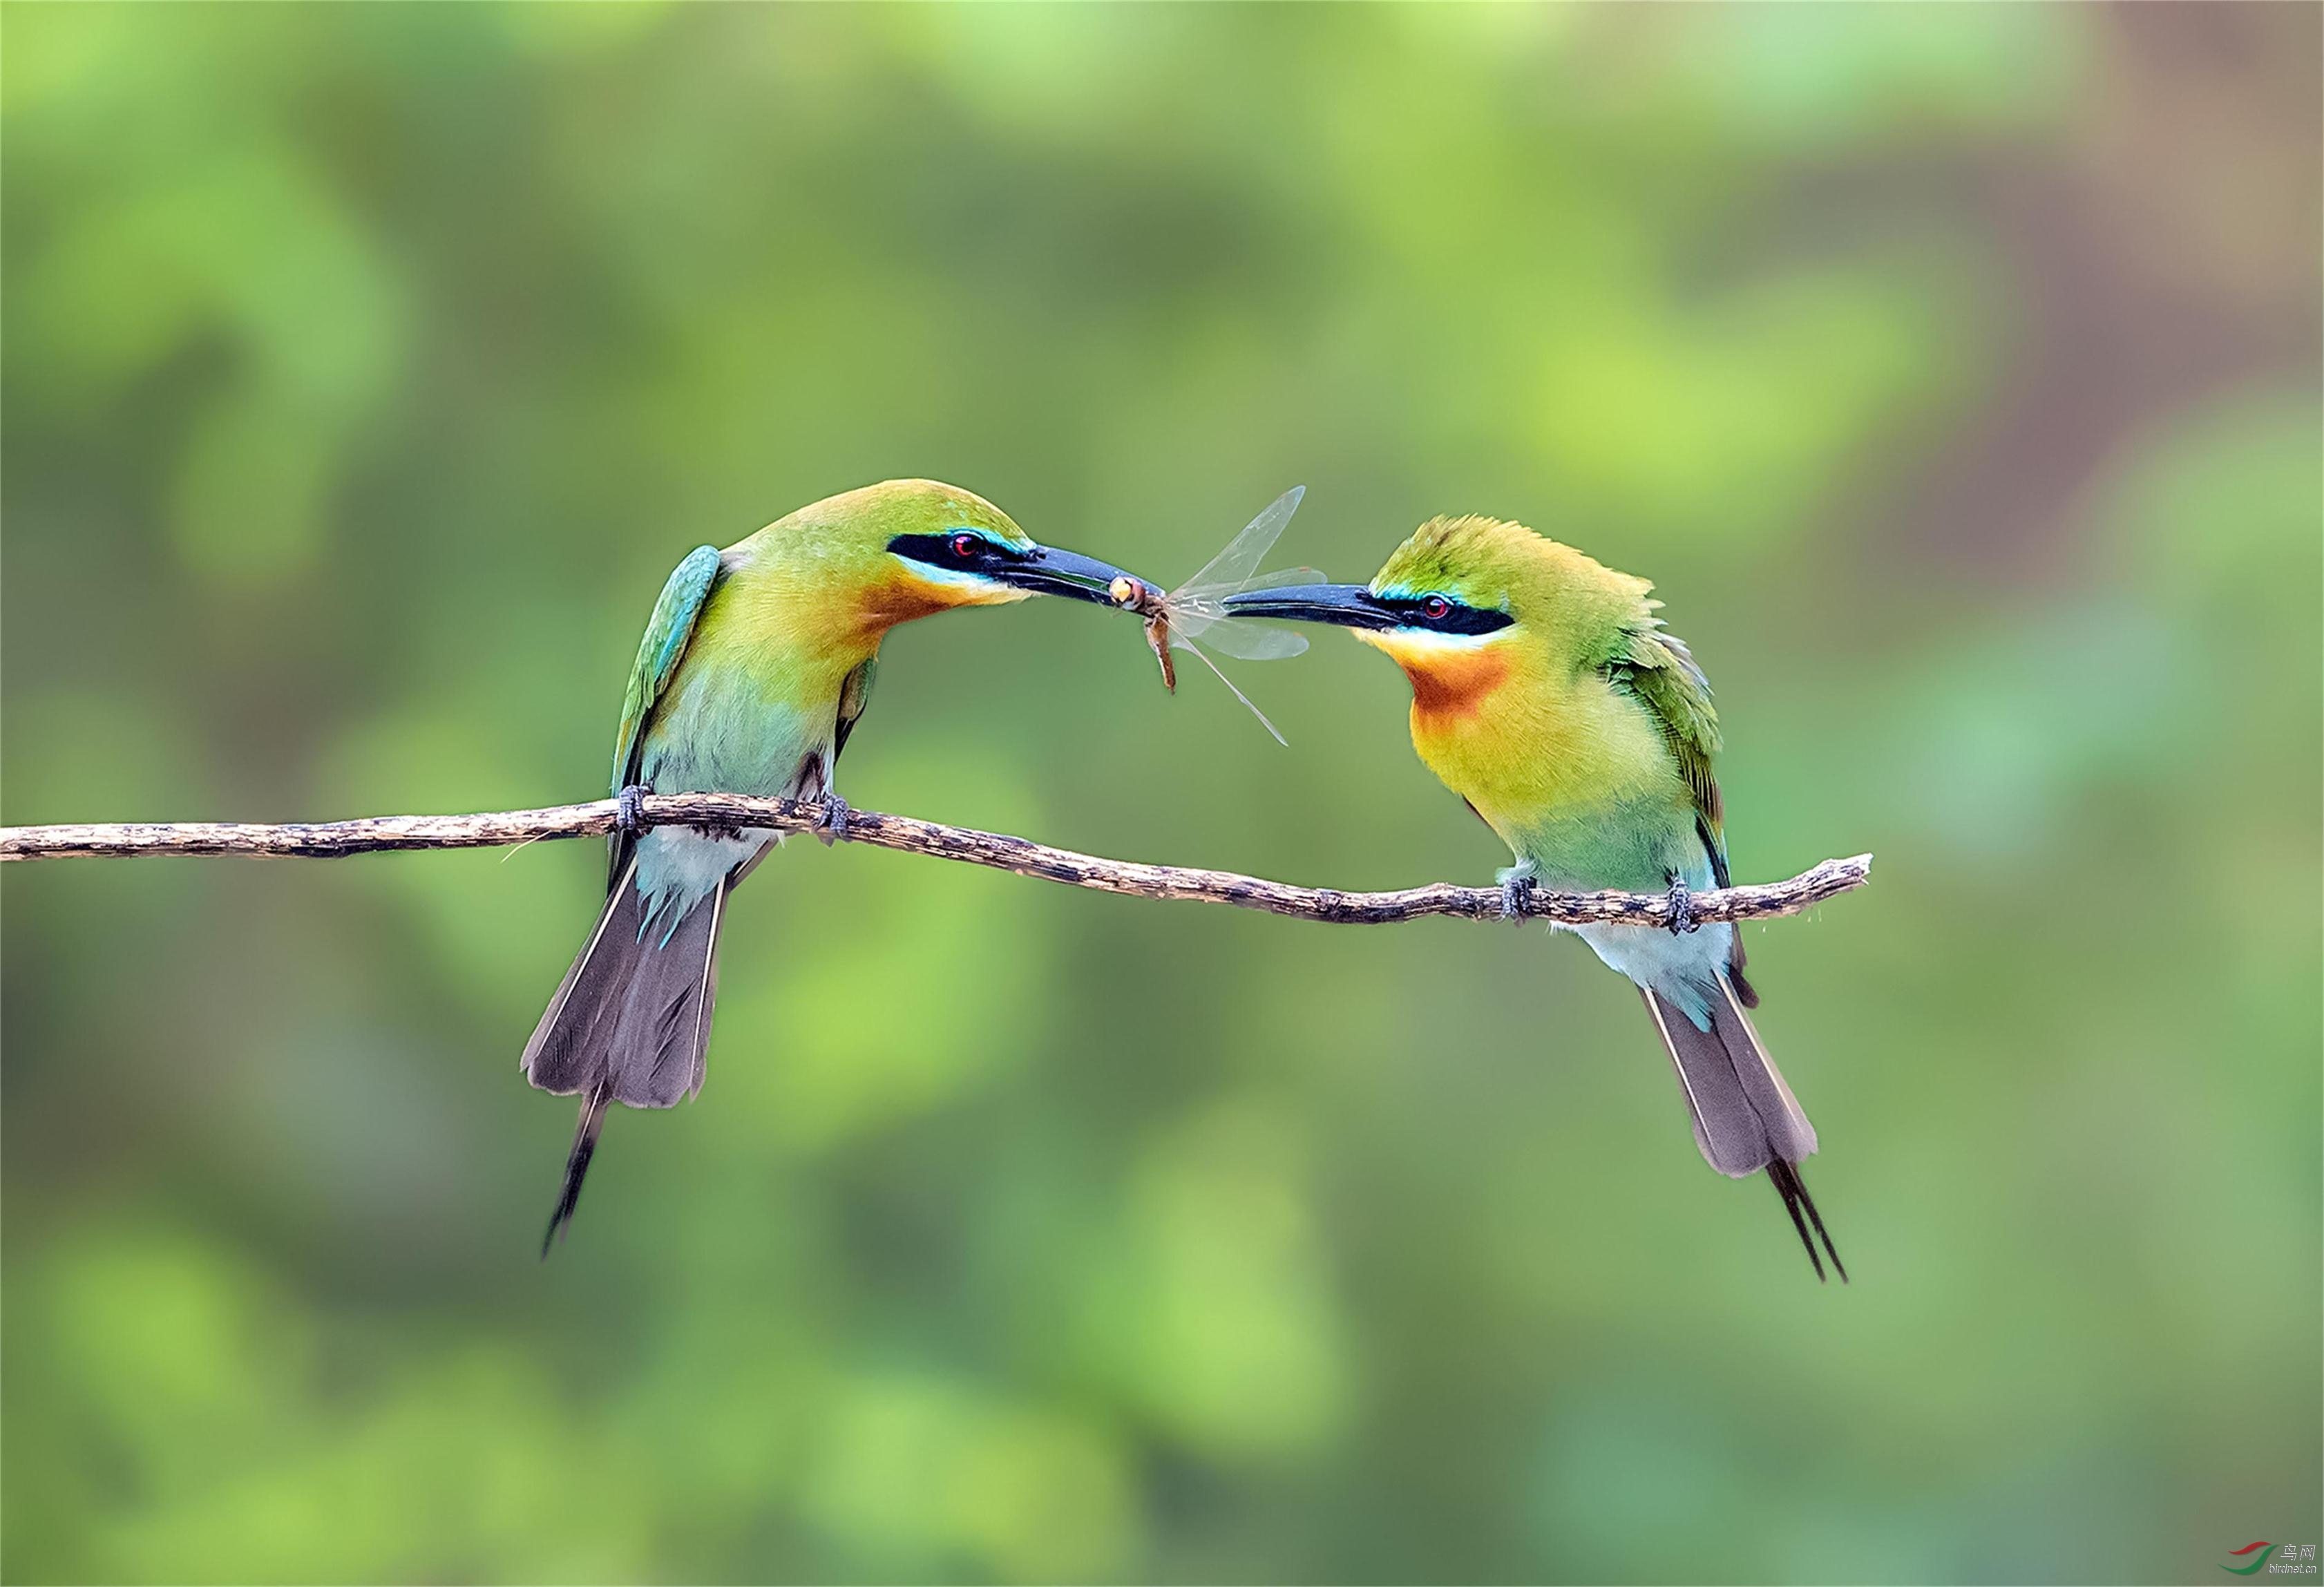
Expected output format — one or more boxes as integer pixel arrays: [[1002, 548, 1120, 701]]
[[3, 5, 2318, 1583]]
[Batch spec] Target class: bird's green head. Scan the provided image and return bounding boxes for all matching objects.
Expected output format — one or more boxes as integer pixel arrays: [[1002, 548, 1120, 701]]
[[742, 479, 1145, 639], [1223, 514, 1652, 713]]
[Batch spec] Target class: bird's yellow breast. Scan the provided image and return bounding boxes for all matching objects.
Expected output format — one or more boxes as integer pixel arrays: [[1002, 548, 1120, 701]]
[[1360, 628, 1680, 848]]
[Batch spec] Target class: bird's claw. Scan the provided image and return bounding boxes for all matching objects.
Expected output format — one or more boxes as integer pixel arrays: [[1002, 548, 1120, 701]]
[[615, 784, 650, 837], [1665, 876, 1698, 935], [1497, 861, 1538, 923], [817, 792, 850, 846]]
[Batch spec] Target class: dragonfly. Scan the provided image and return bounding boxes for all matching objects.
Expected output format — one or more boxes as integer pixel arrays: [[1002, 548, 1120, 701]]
[[1108, 485, 1321, 745]]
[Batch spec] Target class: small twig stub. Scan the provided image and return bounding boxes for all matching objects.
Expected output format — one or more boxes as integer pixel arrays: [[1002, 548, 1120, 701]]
[[0, 793, 1871, 929]]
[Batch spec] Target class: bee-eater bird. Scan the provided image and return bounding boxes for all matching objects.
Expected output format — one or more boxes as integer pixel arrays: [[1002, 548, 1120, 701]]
[[522, 479, 1141, 1251], [1227, 516, 1845, 1280]]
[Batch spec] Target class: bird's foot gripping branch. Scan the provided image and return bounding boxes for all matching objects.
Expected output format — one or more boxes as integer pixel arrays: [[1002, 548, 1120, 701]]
[[0, 791, 1871, 931], [614, 783, 649, 837]]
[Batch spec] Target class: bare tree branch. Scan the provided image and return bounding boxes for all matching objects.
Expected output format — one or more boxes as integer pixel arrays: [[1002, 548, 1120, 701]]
[[0, 793, 1871, 928]]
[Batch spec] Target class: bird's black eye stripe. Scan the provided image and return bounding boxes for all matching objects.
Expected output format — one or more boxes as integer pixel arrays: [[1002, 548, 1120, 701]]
[[887, 531, 1027, 573], [1375, 593, 1513, 635]]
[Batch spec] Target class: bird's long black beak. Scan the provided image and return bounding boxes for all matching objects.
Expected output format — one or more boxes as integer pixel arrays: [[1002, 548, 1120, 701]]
[[991, 543, 1147, 607], [1222, 583, 1401, 630]]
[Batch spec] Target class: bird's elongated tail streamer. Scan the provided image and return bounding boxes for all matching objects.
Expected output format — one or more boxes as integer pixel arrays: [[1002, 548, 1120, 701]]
[[1642, 981, 1843, 1282], [544, 1082, 610, 1256]]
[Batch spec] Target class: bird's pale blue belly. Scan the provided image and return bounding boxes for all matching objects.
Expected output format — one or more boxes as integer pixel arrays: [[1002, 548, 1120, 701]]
[[1514, 797, 1731, 1029], [631, 665, 836, 929]]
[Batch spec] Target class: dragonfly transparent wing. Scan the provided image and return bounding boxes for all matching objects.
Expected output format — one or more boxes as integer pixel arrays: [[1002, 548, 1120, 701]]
[[1174, 634, 1289, 746], [1167, 611, 1308, 661], [1168, 562, 1322, 654], [1188, 566, 1327, 605], [1174, 486, 1306, 602], [1150, 486, 1313, 740]]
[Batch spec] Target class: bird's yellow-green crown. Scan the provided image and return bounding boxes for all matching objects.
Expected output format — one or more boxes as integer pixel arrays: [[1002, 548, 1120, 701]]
[[1373, 514, 1657, 654], [759, 479, 1030, 563]]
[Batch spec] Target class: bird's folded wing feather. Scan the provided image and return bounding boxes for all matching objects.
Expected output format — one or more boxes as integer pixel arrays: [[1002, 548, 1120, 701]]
[[612, 546, 724, 795], [608, 545, 725, 884], [1608, 623, 1729, 886]]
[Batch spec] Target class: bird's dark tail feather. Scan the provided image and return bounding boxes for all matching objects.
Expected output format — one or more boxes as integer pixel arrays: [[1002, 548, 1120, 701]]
[[1642, 978, 1844, 1282], [521, 857, 730, 1252], [542, 1081, 610, 1256], [1767, 1157, 1845, 1283]]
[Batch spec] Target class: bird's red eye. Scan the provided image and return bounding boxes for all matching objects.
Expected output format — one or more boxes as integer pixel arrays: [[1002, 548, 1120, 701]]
[[1422, 595, 1452, 622], [951, 533, 980, 559]]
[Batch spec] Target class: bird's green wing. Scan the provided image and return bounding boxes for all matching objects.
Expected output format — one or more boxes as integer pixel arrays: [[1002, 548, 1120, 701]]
[[1608, 624, 1729, 887], [607, 547, 723, 886], [612, 546, 723, 797]]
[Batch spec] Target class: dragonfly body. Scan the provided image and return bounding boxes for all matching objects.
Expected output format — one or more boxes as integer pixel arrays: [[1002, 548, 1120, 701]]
[[1105, 574, 1181, 691], [1146, 612, 1179, 692]]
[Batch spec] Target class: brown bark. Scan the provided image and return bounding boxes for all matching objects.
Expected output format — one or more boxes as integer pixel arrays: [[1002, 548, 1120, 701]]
[[0, 793, 1871, 929]]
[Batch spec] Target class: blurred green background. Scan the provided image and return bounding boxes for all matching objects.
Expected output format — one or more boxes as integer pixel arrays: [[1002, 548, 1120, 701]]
[[4, 5, 2318, 1583]]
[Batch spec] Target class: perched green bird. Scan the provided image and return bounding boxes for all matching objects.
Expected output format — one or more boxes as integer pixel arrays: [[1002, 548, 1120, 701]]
[[523, 479, 1141, 1251], [1228, 515, 1845, 1280]]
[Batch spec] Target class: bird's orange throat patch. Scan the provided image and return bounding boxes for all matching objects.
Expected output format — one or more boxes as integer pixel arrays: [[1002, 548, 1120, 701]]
[[858, 566, 1025, 632], [1358, 629, 1514, 728]]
